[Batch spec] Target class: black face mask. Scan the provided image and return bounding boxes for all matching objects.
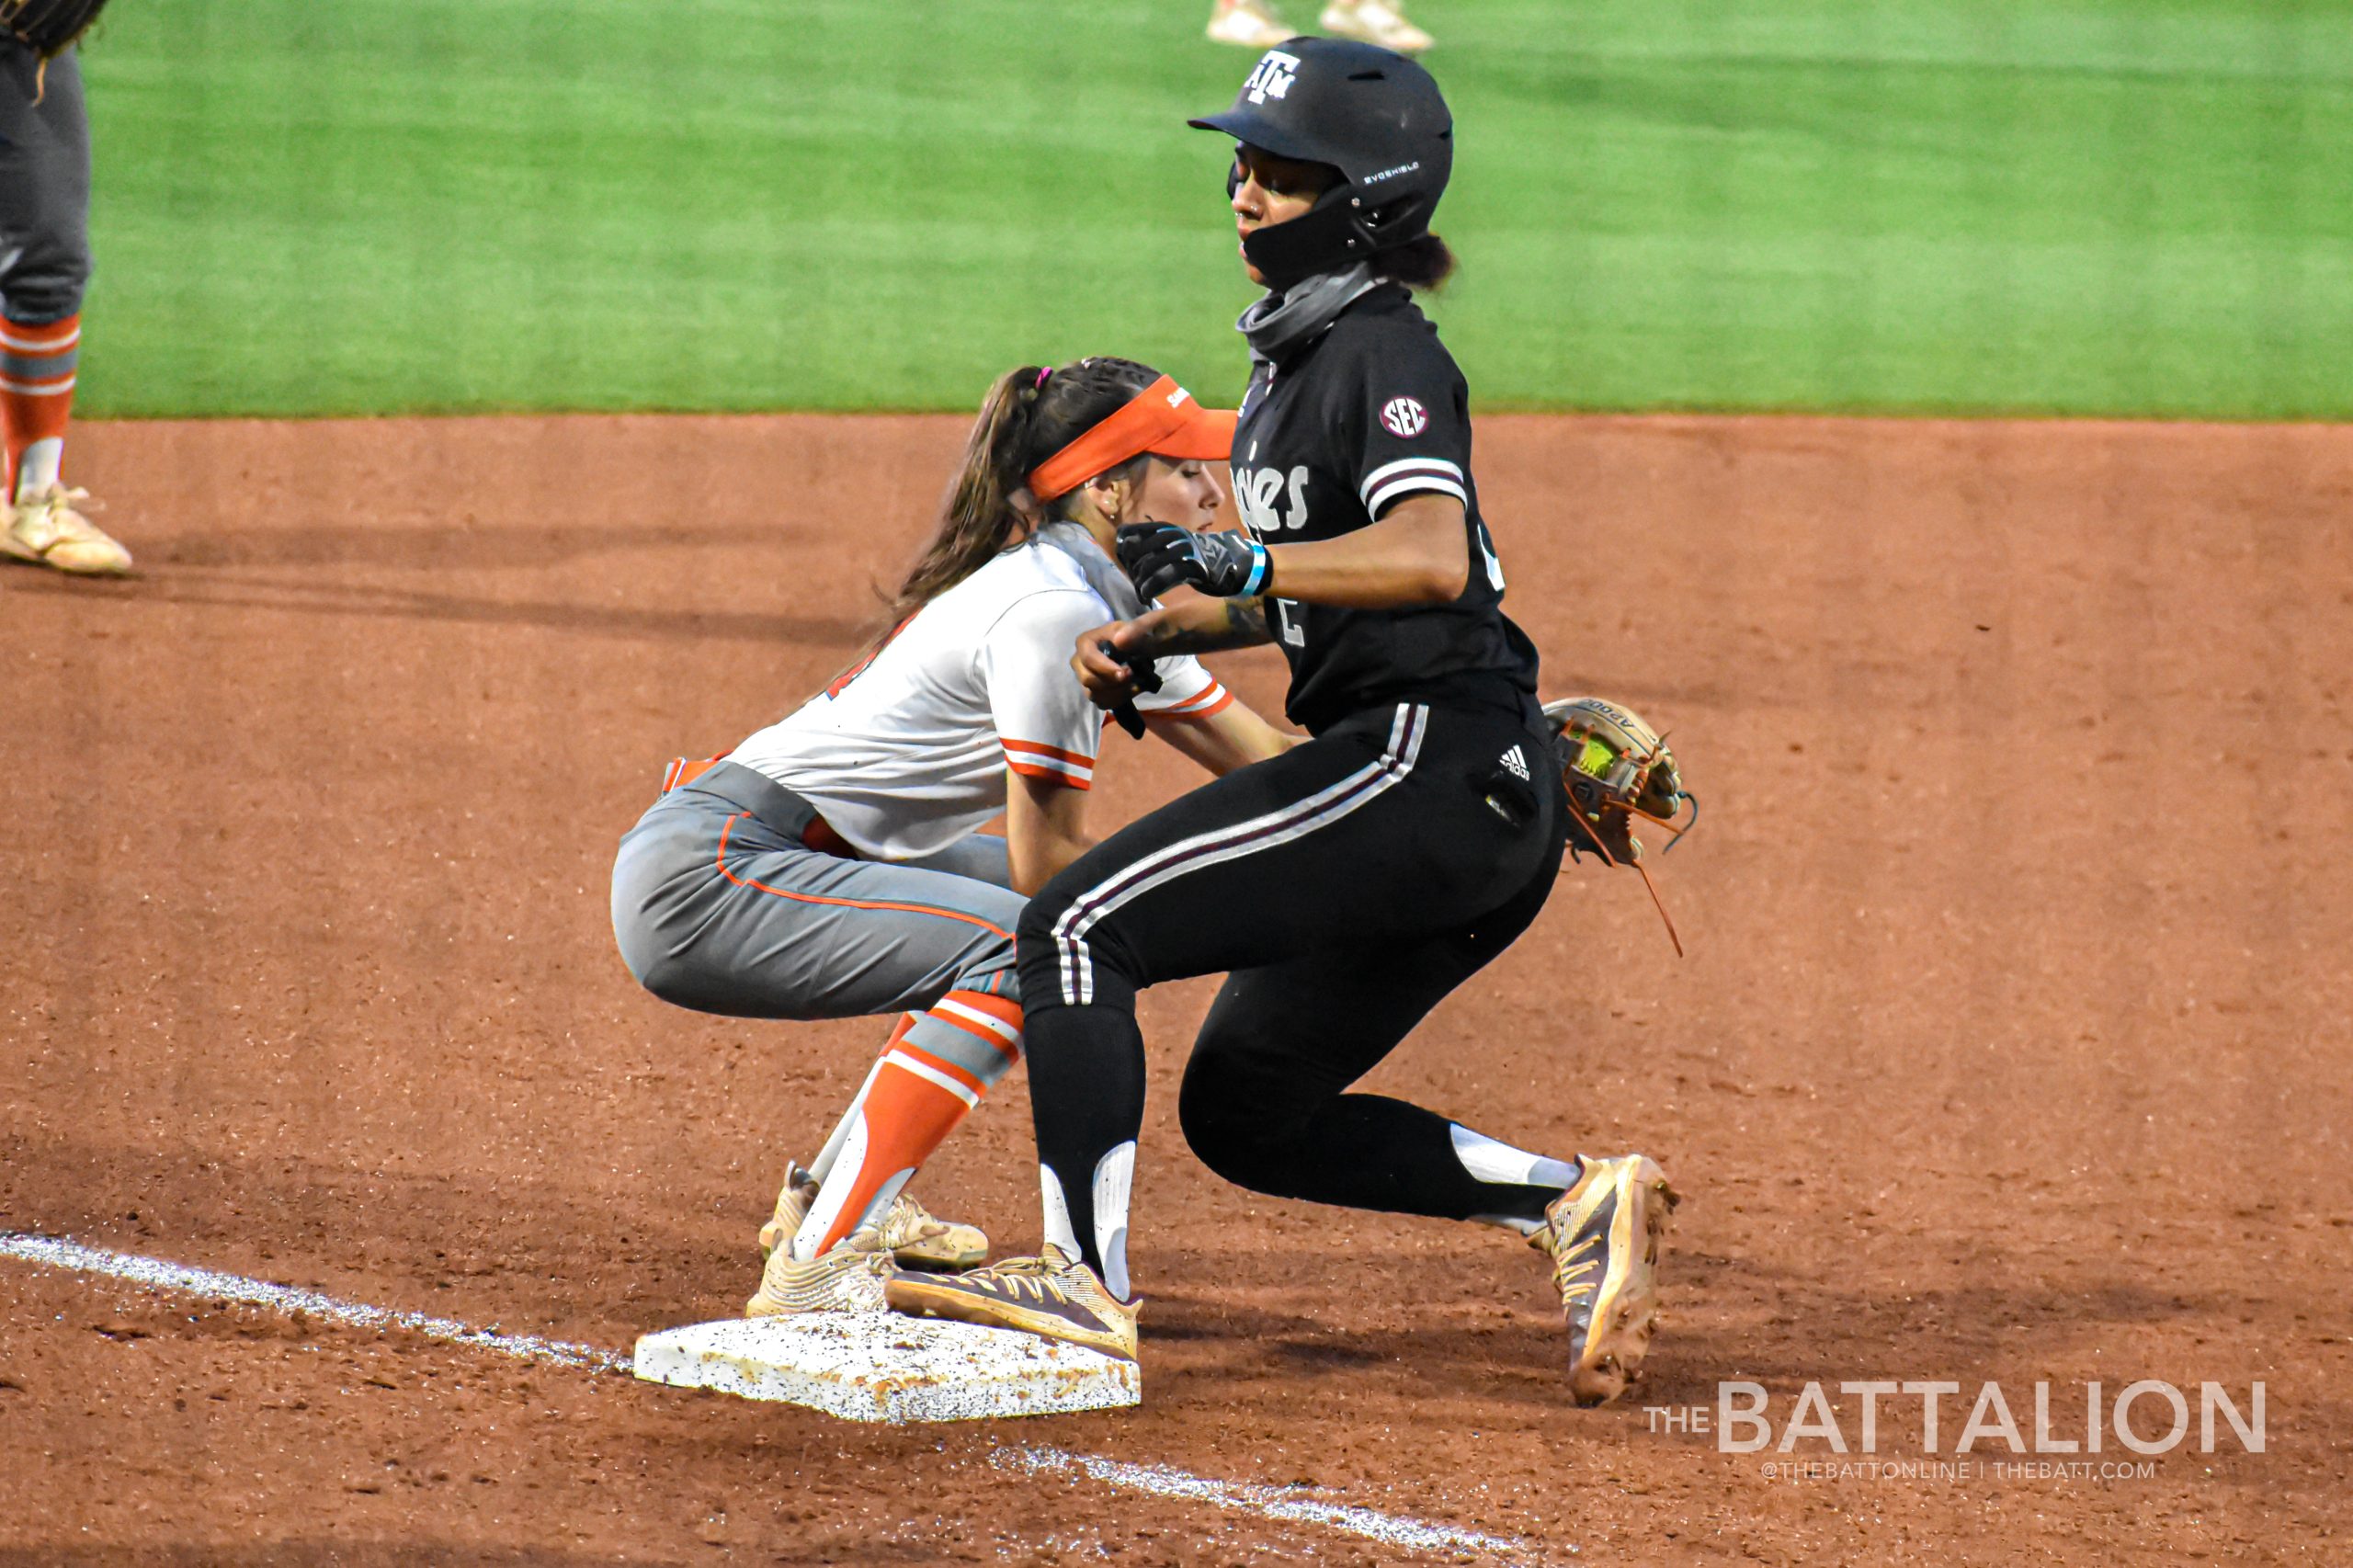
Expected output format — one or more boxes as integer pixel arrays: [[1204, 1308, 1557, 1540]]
[[1230, 161, 1444, 292], [1240, 182, 1381, 293]]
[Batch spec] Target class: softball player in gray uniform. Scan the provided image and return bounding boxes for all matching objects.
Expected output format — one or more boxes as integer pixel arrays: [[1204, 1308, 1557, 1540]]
[[611, 357, 1292, 1315], [0, 12, 131, 576]]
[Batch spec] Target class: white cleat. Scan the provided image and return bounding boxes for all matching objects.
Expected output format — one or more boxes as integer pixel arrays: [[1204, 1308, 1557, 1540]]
[[1318, 0, 1434, 52], [757, 1162, 988, 1271], [1208, 0, 1297, 49], [744, 1241, 900, 1318], [2, 484, 131, 576]]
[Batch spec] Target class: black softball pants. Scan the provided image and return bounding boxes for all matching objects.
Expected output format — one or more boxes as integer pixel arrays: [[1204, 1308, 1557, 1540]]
[[1014, 699, 1572, 1294]]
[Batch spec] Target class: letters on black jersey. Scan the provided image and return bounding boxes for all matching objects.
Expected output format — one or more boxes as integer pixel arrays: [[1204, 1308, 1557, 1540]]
[[1233, 463, 1312, 536]]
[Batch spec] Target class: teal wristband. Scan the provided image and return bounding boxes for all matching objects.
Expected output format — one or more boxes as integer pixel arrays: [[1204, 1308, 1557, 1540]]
[[1239, 539, 1271, 597]]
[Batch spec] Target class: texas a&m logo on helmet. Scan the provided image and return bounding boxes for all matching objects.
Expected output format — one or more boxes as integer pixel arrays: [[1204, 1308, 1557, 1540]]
[[1244, 50, 1300, 105]]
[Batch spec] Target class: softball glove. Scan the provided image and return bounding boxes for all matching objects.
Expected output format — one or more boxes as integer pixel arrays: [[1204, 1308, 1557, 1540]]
[[1545, 697, 1687, 866], [1545, 696, 1694, 955]]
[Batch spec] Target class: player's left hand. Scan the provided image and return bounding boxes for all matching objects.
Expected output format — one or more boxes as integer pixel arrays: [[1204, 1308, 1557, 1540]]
[[1073, 620, 1164, 739], [1073, 619, 1164, 701], [1116, 522, 1269, 601], [1073, 622, 1142, 707]]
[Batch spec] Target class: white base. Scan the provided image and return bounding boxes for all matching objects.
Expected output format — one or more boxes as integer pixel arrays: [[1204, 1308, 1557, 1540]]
[[631, 1312, 1140, 1422]]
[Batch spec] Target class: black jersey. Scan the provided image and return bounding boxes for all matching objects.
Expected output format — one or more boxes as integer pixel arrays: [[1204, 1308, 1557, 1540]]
[[1230, 284, 1540, 734]]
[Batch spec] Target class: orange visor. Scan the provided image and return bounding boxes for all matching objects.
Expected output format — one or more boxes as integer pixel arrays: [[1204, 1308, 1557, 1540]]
[[1027, 375, 1238, 502]]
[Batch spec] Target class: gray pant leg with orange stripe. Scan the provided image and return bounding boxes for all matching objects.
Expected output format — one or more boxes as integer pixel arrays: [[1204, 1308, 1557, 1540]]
[[612, 763, 1026, 1256]]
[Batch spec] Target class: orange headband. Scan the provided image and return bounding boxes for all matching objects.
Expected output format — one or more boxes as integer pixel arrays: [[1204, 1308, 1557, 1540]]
[[1027, 374, 1238, 503]]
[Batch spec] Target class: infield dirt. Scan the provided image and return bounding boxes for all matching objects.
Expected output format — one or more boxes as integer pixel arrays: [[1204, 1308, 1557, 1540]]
[[3, 413, 2347, 1563]]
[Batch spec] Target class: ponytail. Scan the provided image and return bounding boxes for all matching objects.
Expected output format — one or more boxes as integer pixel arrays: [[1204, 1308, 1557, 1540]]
[[1376, 232, 1457, 292], [887, 366, 1049, 619], [884, 356, 1164, 619]]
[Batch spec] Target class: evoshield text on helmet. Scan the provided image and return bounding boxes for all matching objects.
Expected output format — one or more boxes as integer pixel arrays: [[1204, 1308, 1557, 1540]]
[[1189, 38, 1453, 291]]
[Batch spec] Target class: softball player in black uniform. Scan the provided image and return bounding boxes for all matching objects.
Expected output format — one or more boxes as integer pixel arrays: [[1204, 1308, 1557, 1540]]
[[892, 40, 1677, 1405]]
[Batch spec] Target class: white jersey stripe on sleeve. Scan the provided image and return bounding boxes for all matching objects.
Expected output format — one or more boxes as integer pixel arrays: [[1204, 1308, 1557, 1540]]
[[1006, 752, 1095, 789], [1151, 680, 1231, 717], [1358, 456, 1464, 507], [1366, 473, 1470, 516], [1004, 736, 1096, 767], [1008, 757, 1093, 780]]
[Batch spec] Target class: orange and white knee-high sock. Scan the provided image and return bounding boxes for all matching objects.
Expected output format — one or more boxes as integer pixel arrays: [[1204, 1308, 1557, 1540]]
[[791, 988, 1023, 1260], [1, 313, 79, 505]]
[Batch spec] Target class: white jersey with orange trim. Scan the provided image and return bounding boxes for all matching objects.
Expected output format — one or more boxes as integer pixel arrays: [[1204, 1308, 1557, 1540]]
[[727, 533, 1232, 862]]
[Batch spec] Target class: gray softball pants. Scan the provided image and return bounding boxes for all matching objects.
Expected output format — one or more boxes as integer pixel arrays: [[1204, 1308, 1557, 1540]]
[[0, 45, 90, 325], [610, 761, 1025, 1026]]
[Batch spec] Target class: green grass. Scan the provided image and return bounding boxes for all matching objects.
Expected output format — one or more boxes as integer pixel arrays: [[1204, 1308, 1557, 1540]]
[[81, 0, 2353, 418]]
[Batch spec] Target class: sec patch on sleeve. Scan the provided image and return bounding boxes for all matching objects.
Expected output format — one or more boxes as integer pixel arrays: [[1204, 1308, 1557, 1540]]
[[1380, 396, 1428, 438]]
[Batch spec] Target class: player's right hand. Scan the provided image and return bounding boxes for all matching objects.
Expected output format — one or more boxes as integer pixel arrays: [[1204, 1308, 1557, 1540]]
[[1116, 522, 1270, 601]]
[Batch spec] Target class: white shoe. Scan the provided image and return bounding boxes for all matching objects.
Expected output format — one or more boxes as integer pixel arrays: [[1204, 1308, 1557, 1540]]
[[757, 1162, 989, 1270], [1319, 0, 1434, 52], [1208, 0, 1296, 48], [2, 484, 131, 576], [744, 1242, 899, 1318]]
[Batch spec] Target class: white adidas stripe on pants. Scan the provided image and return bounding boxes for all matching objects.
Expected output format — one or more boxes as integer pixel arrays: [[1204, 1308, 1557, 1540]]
[[1050, 703, 1427, 1006]]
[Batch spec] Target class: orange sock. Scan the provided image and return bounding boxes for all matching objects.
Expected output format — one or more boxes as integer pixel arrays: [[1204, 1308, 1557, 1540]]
[[804, 1013, 915, 1186], [2, 313, 79, 504], [793, 989, 1023, 1260]]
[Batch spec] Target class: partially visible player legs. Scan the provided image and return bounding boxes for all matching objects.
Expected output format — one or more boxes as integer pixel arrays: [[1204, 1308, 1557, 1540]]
[[0, 47, 128, 577], [611, 767, 1026, 1312], [887, 703, 1664, 1378], [764, 983, 1020, 1267], [743, 993, 1014, 1315], [756, 827, 1023, 1274], [1177, 923, 1678, 1403], [1019, 705, 1559, 1296], [1173, 883, 1576, 1232], [892, 703, 1678, 1394]]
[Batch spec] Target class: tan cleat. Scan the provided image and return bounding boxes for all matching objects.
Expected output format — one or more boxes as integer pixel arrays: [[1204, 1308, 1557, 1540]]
[[1207, 0, 1296, 48], [1318, 0, 1433, 52], [2, 485, 131, 576], [744, 1239, 899, 1318], [1532, 1153, 1679, 1406], [757, 1163, 988, 1271], [884, 1244, 1139, 1361]]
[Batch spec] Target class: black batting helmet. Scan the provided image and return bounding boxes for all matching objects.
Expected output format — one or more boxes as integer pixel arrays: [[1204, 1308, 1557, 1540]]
[[1189, 39, 1453, 290]]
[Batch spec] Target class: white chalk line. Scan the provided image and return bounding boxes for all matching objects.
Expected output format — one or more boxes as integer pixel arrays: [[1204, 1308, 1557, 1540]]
[[996, 1447, 1567, 1562], [0, 1230, 1571, 1567], [0, 1232, 630, 1375]]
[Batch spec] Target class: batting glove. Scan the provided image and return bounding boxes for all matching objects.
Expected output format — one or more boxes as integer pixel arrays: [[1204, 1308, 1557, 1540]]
[[1115, 522, 1270, 601]]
